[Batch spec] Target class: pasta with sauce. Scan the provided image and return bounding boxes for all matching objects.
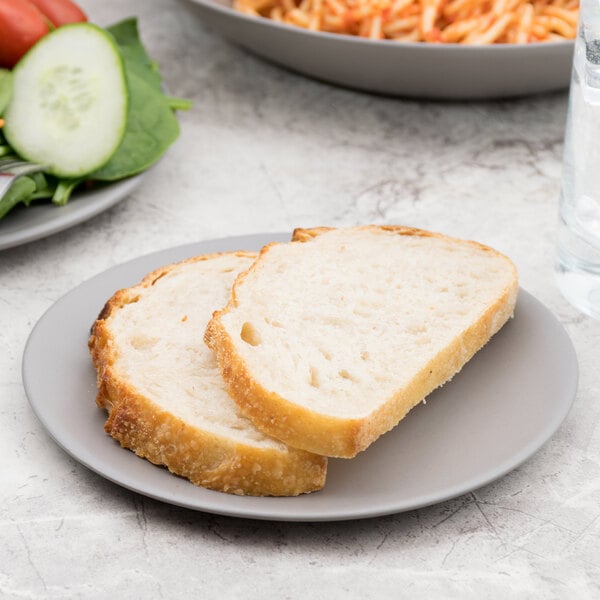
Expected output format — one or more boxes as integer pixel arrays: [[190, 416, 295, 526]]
[[234, 0, 578, 44]]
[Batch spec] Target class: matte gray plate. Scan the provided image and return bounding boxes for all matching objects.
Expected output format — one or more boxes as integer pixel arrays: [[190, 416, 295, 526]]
[[178, 0, 574, 99], [0, 175, 143, 251], [22, 233, 578, 521]]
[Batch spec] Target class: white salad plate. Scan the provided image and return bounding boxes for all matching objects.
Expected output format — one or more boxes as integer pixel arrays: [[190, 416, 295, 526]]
[[178, 0, 575, 99], [0, 175, 143, 251], [22, 233, 578, 521]]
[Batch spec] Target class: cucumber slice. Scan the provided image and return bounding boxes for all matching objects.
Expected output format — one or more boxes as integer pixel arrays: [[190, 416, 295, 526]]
[[4, 24, 128, 178]]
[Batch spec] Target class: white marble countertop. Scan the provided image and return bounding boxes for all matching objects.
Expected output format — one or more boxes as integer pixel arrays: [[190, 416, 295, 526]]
[[2, 0, 599, 597]]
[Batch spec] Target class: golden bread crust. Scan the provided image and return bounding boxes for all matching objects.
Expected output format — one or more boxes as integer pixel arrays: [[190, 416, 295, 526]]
[[89, 251, 327, 496], [205, 226, 519, 458]]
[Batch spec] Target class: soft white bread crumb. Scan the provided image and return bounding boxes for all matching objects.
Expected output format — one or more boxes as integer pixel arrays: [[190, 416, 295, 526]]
[[205, 225, 519, 458], [89, 252, 327, 496]]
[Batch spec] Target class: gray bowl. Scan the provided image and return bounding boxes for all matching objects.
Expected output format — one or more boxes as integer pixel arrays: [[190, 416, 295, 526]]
[[178, 0, 574, 99]]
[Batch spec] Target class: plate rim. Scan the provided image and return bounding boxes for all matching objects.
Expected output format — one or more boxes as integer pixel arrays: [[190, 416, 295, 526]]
[[0, 174, 144, 251], [21, 233, 579, 521]]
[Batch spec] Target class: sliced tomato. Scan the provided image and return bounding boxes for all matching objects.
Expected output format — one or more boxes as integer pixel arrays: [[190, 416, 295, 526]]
[[28, 0, 87, 26], [0, 0, 49, 68]]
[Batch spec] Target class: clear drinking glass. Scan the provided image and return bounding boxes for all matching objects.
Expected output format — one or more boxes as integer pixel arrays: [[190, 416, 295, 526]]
[[555, 0, 600, 320]]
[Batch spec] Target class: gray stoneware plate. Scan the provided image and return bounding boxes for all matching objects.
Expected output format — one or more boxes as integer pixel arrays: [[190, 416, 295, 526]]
[[178, 0, 574, 99], [22, 233, 578, 522], [0, 175, 143, 251]]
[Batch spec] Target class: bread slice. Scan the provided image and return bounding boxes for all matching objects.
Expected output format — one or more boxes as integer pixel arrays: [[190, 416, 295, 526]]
[[89, 252, 327, 496], [205, 225, 519, 458]]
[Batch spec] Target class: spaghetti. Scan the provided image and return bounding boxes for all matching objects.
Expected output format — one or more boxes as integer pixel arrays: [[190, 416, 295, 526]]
[[233, 0, 579, 43]]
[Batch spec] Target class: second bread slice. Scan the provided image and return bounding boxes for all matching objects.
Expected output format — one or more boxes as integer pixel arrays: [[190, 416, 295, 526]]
[[205, 225, 519, 458]]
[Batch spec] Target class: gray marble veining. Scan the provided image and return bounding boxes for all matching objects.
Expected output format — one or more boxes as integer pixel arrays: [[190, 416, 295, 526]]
[[1, 0, 599, 598]]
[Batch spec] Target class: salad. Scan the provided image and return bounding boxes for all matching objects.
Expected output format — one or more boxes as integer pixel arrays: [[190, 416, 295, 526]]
[[0, 0, 191, 219]]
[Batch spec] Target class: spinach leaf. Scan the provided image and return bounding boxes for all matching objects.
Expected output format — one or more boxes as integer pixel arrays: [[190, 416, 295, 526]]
[[0, 170, 83, 220], [0, 170, 59, 218], [0, 176, 37, 219], [106, 19, 162, 91], [92, 58, 181, 181], [92, 18, 187, 181], [30, 172, 56, 199], [0, 167, 79, 219], [167, 96, 193, 111], [52, 177, 84, 206], [0, 127, 12, 156]]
